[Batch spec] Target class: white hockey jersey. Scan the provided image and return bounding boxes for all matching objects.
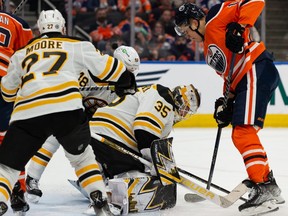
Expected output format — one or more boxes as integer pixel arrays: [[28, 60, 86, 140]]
[[90, 84, 175, 152], [1, 36, 126, 122], [79, 68, 117, 114]]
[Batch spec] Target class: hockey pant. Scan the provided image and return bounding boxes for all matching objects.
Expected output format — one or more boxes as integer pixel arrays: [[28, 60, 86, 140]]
[[232, 125, 270, 182], [1, 131, 26, 193], [108, 171, 177, 215]]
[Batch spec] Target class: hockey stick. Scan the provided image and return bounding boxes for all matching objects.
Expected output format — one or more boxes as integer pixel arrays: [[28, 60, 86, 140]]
[[208, 52, 236, 188], [79, 85, 115, 91], [177, 167, 247, 202], [90, 132, 248, 208], [185, 53, 237, 203], [12, 0, 28, 14]]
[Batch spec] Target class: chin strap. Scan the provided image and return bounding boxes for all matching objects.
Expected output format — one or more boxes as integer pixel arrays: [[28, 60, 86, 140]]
[[190, 20, 205, 41]]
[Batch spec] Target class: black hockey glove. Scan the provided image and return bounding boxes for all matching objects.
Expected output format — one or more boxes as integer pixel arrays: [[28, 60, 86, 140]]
[[213, 97, 234, 128], [115, 70, 137, 97], [225, 22, 245, 53]]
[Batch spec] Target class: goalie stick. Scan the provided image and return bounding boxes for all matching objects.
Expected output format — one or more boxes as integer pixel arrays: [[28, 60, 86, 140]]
[[90, 132, 248, 208]]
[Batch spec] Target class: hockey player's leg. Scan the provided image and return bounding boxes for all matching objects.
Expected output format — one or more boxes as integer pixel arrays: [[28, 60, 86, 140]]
[[232, 125, 282, 215], [65, 145, 118, 215], [10, 170, 30, 214], [0, 164, 21, 215], [26, 136, 60, 203]]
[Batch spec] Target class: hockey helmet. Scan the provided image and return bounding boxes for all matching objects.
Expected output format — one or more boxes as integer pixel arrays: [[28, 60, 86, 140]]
[[172, 84, 201, 124], [113, 46, 140, 75], [37, 9, 66, 35], [174, 3, 205, 36]]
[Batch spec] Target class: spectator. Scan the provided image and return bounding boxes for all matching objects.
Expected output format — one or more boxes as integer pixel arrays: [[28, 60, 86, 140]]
[[150, 21, 174, 53], [171, 36, 195, 61], [117, 0, 152, 18], [89, 8, 114, 49], [8, 1, 16, 13], [86, 0, 117, 12], [159, 9, 176, 37], [115, 7, 152, 45]]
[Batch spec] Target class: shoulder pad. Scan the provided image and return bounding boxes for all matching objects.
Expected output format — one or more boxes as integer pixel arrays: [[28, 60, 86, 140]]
[[156, 84, 174, 107]]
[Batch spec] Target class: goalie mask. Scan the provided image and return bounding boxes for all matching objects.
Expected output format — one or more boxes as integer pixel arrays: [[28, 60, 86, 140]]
[[113, 46, 140, 76], [37, 9, 66, 35], [172, 84, 201, 124]]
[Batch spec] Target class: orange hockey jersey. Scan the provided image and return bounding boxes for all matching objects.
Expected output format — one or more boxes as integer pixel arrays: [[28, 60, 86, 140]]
[[0, 12, 33, 77], [204, 0, 265, 92]]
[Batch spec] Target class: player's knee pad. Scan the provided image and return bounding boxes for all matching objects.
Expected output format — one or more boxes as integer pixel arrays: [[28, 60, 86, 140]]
[[42, 136, 61, 154], [108, 175, 176, 215], [58, 120, 90, 155], [64, 145, 96, 168]]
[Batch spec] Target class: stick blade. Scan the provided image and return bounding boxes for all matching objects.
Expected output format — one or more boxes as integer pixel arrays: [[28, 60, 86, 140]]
[[184, 193, 206, 202]]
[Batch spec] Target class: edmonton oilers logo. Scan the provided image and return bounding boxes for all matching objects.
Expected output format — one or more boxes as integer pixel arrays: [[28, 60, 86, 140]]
[[206, 45, 226, 74]]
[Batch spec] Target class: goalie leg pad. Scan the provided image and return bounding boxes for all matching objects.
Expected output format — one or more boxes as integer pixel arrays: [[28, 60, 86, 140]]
[[108, 176, 177, 214]]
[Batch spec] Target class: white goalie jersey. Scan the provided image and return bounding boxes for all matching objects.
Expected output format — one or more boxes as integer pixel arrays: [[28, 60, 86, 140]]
[[1, 36, 126, 123], [90, 84, 175, 153]]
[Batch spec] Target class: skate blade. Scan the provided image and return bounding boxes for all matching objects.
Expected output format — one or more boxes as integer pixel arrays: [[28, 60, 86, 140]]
[[240, 200, 279, 216]]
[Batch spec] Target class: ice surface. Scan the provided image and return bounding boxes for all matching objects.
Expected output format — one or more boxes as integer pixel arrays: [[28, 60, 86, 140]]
[[5, 128, 288, 216]]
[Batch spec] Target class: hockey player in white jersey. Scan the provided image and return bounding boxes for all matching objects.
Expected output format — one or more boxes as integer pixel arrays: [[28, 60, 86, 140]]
[[0, 9, 136, 216], [84, 83, 201, 214], [25, 45, 141, 204]]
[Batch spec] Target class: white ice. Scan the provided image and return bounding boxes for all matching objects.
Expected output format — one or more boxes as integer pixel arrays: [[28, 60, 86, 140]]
[[5, 128, 288, 216]]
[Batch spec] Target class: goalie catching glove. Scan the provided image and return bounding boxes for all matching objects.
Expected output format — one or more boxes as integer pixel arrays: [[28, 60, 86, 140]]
[[213, 97, 234, 128]]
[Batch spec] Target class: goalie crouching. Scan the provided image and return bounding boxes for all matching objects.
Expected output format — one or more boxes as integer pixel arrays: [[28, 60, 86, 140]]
[[71, 82, 201, 214]]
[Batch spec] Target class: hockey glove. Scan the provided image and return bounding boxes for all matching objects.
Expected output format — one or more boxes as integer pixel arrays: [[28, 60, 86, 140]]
[[140, 148, 157, 176], [115, 70, 137, 97], [213, 97, 234, 128], [225, 22, 245, 53]]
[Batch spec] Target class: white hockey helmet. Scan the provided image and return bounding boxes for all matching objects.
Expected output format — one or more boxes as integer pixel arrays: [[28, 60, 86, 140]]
[[172, 84, 201, 124], [113, 46, 140, 75], [37, 9, 66, 35]]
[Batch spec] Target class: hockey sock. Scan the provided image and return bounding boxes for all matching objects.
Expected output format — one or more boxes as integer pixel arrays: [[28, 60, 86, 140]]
[[232, 125, 270, 183]]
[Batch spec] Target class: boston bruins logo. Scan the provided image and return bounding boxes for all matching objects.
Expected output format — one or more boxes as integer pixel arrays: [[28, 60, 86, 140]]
[[83, 96, 108, 115]]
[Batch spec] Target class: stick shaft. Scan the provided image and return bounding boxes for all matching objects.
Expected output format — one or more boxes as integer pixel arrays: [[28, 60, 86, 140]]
[[79, 85, 115, 91], [206, 53, 237, 190]]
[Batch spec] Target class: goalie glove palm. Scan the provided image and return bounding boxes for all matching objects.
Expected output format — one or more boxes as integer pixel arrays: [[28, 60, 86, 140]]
[[213, 97, 233, 128]]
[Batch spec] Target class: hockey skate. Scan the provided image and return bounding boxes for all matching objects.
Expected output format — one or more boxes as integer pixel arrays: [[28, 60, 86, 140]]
[[25, 175, 43, 203], [89, 190, 121, 216], [10, 181, 30, 216], [266, 171, 285, 204], [239, 180, 278, 216], [0, 202, 8, 216]]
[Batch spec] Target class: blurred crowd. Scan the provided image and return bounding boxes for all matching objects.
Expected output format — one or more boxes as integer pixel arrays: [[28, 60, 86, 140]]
[[68, 0, 215, 61], [31, 0, 260, 61]]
